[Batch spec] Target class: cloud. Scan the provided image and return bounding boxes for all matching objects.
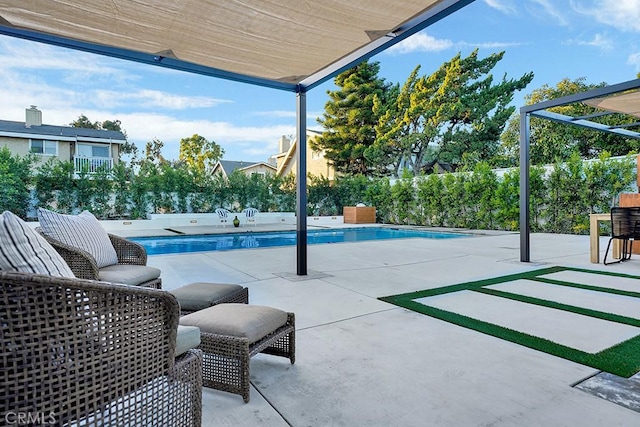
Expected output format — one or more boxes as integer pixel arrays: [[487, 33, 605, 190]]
[[571, 0, 640, 32], [0, 36, 140, 85], [387, 33, 454, 54], [459, 41, 525, 49], [483, 0, 517, 14], [115, 112, 295, 160], [530, 0, 569, 26], [628, 52, 640, 70], [564, 33, 614, 51], [91, 89, 231, 110]]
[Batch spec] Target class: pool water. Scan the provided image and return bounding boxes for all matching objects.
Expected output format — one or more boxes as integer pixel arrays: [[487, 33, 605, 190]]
[[131, 227, 469, 255]]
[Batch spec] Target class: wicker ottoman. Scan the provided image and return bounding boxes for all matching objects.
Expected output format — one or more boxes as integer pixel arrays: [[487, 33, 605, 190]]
[[179, 304, 295, 403], [170, 282, 249, 315]]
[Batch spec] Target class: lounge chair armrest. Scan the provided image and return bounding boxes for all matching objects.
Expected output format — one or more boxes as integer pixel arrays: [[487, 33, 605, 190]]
[[109, 233, 147, 265]]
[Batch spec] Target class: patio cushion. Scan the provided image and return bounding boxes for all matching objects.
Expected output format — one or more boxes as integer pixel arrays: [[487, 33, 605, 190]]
[[170, 282, 245, 312], [98, 264, 161, 285], [38, 208, 118, 268], [0, 210, 75, 277], [176, 325, 201, 357], [180, 304, 288, 343]]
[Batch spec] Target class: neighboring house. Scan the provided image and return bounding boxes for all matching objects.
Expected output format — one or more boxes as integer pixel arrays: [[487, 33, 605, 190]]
[[0, 106, 126, 175], [211, 159, 276, 178], [272, 130, 336, 180], [421, 160, 457, 175]]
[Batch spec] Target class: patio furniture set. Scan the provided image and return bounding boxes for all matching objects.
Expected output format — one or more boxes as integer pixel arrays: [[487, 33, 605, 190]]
[[1, 208, 295, 426], [215, 207, 259, 228]]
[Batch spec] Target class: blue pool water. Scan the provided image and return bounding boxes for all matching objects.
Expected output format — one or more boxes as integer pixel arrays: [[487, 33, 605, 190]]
[[131, 227, 469, 255]]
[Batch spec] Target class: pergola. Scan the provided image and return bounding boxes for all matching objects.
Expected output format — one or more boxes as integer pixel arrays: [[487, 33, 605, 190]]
[[0, 0, 475, 275], [519, 78, 640, 262]]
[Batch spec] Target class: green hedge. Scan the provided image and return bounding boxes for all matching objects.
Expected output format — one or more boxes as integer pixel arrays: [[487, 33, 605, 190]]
[[0, 147, 635, 235]]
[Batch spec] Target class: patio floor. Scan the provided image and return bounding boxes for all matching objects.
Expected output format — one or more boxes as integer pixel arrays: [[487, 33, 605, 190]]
[[122, 224, 640, 426]]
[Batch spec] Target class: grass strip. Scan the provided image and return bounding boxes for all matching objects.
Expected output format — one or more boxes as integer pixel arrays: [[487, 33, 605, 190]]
[[380, 266, 640, 378]]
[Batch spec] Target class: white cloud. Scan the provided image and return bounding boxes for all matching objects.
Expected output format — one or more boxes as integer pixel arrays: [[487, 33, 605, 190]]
[[530, 0, 570, 26], [459, 41, 525, 49], [387, 33, 454, 54], [628, 52, 640, 69], [483, 0, 517, 14], [116, 112, 295, 161], [571, 0, 640, 32], [92, 89, 230, 110], [564, 33, 614, 50]]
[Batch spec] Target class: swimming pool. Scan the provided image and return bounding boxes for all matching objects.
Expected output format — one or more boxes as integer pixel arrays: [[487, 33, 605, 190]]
[[131, 227, 470, 255]]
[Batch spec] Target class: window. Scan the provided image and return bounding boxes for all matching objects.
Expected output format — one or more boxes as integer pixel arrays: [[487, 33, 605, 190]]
[[30, 139, 57, 156], [77, 143, 110, 158]]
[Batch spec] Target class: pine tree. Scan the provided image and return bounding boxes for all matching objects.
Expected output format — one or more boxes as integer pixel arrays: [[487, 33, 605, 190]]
[[313, 60, 394, 175]]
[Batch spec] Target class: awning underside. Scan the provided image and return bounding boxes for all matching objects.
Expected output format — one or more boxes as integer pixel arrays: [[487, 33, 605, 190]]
[[0, 0, 468, 90]]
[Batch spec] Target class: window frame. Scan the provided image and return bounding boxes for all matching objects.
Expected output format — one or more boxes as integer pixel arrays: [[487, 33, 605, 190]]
[[29, 139, 58, 156], [76, 143, 111, 158]]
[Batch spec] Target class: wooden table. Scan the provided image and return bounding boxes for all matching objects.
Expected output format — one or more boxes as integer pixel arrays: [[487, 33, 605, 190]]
[[589, 213, 620, 263]]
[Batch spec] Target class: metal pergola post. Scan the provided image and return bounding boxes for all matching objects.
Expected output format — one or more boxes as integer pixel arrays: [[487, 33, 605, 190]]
[[519, 111, 530, 262], [296, 88, 308, 275]]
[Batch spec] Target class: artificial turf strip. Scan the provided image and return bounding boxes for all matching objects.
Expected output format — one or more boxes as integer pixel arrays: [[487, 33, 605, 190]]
[[379, 266, 640, 378]]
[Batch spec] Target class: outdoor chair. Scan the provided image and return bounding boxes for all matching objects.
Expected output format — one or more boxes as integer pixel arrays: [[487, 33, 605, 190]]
[[36, 208, 162, 288], [215, 208, 232, 227], [242, 207, 259, 227], [0, 270, 203, 426], [603, 206, 640, 265], [37, 228, 162, 288]]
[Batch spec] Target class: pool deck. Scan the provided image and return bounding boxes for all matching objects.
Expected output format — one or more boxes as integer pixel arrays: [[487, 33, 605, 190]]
[[118, 224, 640, 426]]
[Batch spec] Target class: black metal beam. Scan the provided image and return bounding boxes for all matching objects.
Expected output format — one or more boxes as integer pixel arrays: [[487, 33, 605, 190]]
[[521, 79, 640, 114], [296, 89, 308, 276], [300, 0, 476, 90], [571, 111, 613, 120], [519, 112, 530, 262]]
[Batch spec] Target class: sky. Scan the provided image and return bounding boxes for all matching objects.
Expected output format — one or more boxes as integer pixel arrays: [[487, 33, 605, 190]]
[[0, 0, 639, 163]]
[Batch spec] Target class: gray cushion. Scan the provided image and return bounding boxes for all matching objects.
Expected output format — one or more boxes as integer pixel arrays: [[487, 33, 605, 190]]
[[170, 282, 244, 311], [98, 264, 161, 286], [180, 304, 288, 343], [0, 210, 75, 277], [176, 325, 201, 356]]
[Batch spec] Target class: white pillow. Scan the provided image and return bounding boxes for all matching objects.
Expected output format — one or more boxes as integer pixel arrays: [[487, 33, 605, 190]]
[[0, 210, 75, 277], [38, 208, 118, 268]]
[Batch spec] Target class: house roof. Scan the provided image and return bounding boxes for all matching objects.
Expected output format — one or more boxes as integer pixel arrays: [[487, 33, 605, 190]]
[[215, 160, 276, 177], [276, 130, 323, 176], [0, 1, 473, 92], [0, 119, 127, 143]]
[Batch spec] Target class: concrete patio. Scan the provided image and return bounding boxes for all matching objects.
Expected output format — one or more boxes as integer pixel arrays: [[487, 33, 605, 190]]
[[126, 225, 640, 426]]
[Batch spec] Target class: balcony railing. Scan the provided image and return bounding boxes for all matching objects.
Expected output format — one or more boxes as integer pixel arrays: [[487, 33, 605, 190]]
[[73, 156, 113, 175]]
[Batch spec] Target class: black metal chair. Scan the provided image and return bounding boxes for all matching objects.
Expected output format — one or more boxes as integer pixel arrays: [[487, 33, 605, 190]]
[[603, 206, 640, 265]]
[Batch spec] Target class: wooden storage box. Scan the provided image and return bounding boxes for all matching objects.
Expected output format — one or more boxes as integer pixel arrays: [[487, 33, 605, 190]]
[[343, 206, 376, 224]]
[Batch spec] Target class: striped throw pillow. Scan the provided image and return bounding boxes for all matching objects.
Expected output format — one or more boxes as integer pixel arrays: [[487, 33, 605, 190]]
[[0, 210, 75, 277], [38, 208, 119, 268]]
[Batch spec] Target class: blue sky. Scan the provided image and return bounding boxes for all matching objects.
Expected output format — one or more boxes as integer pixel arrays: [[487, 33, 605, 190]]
[[0, 0, 639, 163]]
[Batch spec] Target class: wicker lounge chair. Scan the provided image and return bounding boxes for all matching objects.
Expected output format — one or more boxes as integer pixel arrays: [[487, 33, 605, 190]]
[[0, 270, 202, 427], [37, 228, 162, 289]]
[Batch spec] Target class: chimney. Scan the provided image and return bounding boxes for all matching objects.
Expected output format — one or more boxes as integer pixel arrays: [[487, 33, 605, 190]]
[[25, 105, 42, 127], [278, 135, 290, 153]]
